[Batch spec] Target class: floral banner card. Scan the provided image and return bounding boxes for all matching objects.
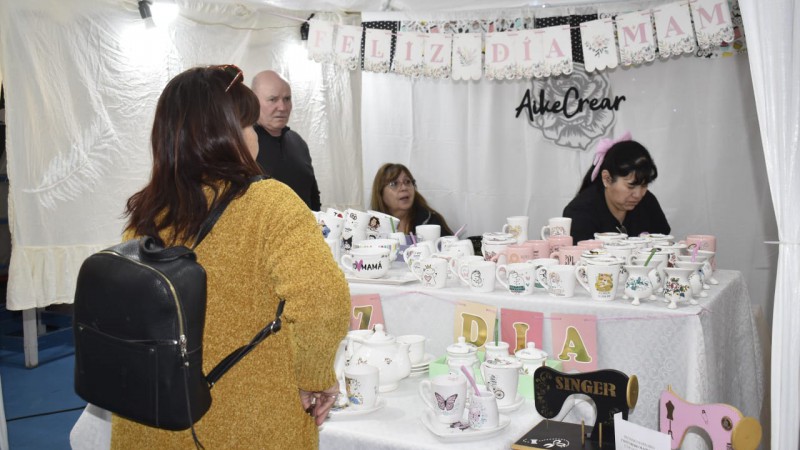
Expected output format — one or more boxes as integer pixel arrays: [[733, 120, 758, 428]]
[[654, 2, 696, 58], [307, 19, 334, 63], [691, 0, 734, 49], [541, 25, 573, 77], [335, 24, 363, 70], [349, 294, 385, 331], [363, 28, 392, 73], [484, 32, 516, 80], [550, 313, 598, 372], [393, 31, 425, 77], [452, 33, 482, 81], [581, 18, 618, 72], [423, 32, 452, 79], [616, 10, 656, 66], [454, 300, 498, 349], [512, 30, 539, 79], [500, 309, 544, 355]]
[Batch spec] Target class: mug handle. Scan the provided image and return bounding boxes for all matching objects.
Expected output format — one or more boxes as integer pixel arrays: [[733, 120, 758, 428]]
[[535, 266, 549, 289], [495, 264, 509, 289], [340, 255, 355, 274], [502, 224, 510, 235], [418, 380, 435, 410], [541, 225, 550, 240], [549, 250, 560, 262], [457, 262, 472, 285], [575, 265, 590, 293]]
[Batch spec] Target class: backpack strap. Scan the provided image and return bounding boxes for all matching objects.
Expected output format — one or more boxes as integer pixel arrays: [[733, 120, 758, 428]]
[[192, 175, 267, 249], [206, 298, 286, 387]]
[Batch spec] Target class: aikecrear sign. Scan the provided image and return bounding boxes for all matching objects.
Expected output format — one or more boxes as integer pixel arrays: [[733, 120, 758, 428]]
[[515, 86, 626, 119]]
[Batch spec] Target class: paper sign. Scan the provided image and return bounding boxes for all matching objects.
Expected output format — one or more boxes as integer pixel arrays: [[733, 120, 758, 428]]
[[500, 309, 544, 354], [691, 0, 734, 48], [581, 18, 618, 72], [335, 24, 363, 70], [453, 300, 498, 348], [393, 31, 425, 77], [423, 32, 452, 79], [307, 19, 334, 63], [614, 412, 670, 450], [654, 2, 696, 58], [550, 313, 598, 372], [616, 10, 656, 66], [363, 29, 392, 73], [350, 294, 384, 331], [452, 33, 482, 81]]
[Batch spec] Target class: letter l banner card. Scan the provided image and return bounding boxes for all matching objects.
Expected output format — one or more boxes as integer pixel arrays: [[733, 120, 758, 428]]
[[550, 313, 598, 372], [454, 301, 498, 349]]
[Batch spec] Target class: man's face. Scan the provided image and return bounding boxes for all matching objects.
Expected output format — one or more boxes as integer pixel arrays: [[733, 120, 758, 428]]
[[255, 78, 292, 136]]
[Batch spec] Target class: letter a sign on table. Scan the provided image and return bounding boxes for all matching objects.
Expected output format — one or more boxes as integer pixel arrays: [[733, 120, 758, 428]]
[[550, 313, 598, 372]]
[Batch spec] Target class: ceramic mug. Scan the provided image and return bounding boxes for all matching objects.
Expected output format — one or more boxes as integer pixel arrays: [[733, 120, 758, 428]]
[[397, 334, 427, 365], [451, 255, 486, 282], [496, 263, 536, 295], [458, 260, 497, 293], [324, 237, 341, 263], [502, 216, 529, 244], [523, 240, 550, 259], [549, 245, 584, 266], [467, 388, 500, 430], [577, 239, 604, 250], [316, 211, 345, 241], [594, 231, 628, 243], [481, 239, 515, 266], [575, 263, 620, 301], [366, 210, 400, 239], [412, 257, 449, 289], [435, 235, 460, 253], [415, 224, 441, 243], [684, 234, 717, 269], [448, 240, 476, 258], [403, 242, 435, 272], [480, 357, 522, 407], [537, 264, 577, 298], [483, 341, 510, 361], [541, 217, 572, 240], [340, 248, 391, 279], [505, 244, 535, 264], [528, 258, 559, 289], [546, 235, 573, 254], [419, 373, 467, 424], [344, 364, 379, 409], [353, 238, 399, 262]]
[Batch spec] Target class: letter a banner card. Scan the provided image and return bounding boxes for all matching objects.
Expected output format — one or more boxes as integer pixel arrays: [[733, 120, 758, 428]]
[[454, 301, 498, 349], [350, 294, 385, 331], [500, 309, 544, 354], [550, 313, 598, 372]]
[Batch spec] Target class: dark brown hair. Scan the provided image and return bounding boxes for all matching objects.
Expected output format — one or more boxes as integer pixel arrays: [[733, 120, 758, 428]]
[[370, 163, 453, 235], [125, 66, 263, 245], [578, 140, 658, 194]]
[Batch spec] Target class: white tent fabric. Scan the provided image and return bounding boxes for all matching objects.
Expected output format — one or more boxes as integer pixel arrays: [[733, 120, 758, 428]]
[[739, 1, 800, 448], [0, 0, 361, 310]]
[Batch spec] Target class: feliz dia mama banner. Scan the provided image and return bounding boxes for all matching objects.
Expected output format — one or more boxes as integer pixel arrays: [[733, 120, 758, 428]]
[[307, 0, 734, 81]]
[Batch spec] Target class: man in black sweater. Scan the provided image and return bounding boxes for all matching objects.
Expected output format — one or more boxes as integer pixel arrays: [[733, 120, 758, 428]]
[[251, 70, 321, 211]]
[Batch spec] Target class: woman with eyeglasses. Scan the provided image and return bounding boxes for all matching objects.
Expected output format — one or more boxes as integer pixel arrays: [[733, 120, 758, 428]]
[[563, 134, 670, 242], [370, 163, 454, 236], [110, 66, 350, 449]]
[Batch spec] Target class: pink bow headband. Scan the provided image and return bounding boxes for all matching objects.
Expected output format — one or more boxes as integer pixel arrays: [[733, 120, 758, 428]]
[[591, 131, 632, 182]]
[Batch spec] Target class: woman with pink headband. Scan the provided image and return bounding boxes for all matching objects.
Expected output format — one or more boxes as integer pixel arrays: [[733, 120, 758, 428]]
[[562, 133, 670, 242]]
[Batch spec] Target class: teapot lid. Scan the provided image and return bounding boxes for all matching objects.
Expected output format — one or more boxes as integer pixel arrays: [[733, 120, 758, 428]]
[[364, 324, 395, 344], [446, 336, 477, 355], [482, 232, 514, 242], [516, 341, 548, 360]]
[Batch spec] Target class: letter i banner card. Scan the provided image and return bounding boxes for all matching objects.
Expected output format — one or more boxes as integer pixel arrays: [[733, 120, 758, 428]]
[[350, 294, 384, 331], [550, 313, 598, 372], [500, 309, 544, 355], [453, 301, 498, 349]]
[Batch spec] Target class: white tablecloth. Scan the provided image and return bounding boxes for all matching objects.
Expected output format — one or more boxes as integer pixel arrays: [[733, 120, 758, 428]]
[[333, 265, 764, 449]]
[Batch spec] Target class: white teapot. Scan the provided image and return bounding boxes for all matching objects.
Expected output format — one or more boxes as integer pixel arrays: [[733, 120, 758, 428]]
[[349, 324, 411, 392]]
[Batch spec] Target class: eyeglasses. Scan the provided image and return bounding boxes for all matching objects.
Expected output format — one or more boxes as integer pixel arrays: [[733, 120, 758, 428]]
[[213, 64, 243, 92], [387, 178, 416, 190]]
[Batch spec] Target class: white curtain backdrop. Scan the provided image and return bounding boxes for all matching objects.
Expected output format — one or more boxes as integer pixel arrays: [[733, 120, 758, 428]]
[[739, 1, 800, 449], [0, 0, 361, 310]]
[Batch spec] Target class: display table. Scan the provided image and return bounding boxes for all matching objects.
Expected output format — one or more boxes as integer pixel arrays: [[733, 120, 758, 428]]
[[342, 264, 764, 446]]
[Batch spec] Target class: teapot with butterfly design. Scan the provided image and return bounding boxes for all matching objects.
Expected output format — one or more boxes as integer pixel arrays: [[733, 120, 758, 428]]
[[349, 324, 411, 392]]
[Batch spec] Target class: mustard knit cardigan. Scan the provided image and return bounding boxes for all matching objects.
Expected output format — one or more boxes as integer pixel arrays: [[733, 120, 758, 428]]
[[111, 180, 350, 449]]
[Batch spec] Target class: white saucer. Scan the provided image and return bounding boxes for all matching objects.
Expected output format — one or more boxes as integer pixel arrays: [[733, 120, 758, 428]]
[[497, 394, 525, 413], [329, 396, 386, 419], [408, 369, 429, 378], [419, 409, 510, 442], [412, 353, 437, 369]]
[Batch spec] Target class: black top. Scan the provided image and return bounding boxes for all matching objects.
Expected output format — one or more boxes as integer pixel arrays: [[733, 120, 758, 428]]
[[562, 186, 670, 242], [254, 125, 321, 211]]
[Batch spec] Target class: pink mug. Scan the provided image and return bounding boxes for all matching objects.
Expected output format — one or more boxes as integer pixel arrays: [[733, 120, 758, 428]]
[[577, 239, 604, 250], [546, 235, 573, 254], [523, 240, 550, 259], [549, 245, 584, 266], [506, 244, 535, 263]]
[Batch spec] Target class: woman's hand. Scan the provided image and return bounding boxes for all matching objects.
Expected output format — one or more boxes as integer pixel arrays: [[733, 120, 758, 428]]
[[299, 382, 340, 426]]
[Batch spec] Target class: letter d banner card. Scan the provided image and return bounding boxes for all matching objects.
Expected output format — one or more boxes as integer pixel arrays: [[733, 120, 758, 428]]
[[454, 301, 498, 349], [550, 313, 598, 372]]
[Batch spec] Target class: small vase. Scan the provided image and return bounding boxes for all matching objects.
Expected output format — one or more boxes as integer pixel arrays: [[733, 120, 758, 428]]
[[663, 267, 694, 309]]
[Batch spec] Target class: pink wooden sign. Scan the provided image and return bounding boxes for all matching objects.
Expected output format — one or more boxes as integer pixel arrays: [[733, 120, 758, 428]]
[[550, 313, 598, 372], [350, 294, 384, 331], [500, 309, 544, 355]]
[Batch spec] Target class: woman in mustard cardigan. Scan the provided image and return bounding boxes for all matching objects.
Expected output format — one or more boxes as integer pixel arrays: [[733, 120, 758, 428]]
[[112, 65, 350, 449]]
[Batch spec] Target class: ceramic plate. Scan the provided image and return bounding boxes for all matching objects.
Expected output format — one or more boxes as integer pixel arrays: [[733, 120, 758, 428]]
[[419, 409, 510, 442], [497, 394, 525, 413], [411, 353, 437, 369], [408, 369, 429, 378], [345, 271, 418, 285], [329, 396, 386, 420]]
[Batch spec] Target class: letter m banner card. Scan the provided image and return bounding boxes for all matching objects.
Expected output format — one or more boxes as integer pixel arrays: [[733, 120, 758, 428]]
[[454, 300, 498, 349], [550, 313, 598, 372], [350, 294, 385, 331]]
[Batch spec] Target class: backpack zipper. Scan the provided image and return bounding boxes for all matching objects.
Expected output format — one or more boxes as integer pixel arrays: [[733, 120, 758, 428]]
[[99, 250, 188, 359]]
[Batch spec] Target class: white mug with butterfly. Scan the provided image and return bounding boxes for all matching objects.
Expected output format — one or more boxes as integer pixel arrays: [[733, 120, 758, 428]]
[[418, 373, 467, 424]]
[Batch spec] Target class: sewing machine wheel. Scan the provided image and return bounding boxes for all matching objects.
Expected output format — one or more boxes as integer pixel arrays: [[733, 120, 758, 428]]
[[731, 416, 762, 450], [626, 375, 639, 409]]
